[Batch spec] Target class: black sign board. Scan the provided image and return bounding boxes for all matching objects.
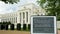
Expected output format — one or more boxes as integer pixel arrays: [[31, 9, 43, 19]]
[[31, 16, 56, 34]]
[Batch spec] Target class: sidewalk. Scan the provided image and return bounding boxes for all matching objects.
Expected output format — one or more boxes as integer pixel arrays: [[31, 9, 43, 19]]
[[0, 30, 30, 34], [0, 30, 60, 34], [58, 30, 60, 34]]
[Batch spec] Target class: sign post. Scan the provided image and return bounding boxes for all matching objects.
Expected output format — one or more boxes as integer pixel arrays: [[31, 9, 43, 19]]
[[31, 16, 56, 34]]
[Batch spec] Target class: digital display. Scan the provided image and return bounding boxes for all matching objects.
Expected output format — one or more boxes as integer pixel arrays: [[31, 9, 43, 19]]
[[33, 17, 54, 33]]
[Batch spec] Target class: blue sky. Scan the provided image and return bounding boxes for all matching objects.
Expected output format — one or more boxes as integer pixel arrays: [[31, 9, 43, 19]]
[[0, 0, 37, 14]]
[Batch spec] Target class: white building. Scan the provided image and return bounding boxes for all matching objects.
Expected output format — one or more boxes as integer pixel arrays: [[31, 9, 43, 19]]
[[0, 3, 46, 28], [0, 15, 1, 22]]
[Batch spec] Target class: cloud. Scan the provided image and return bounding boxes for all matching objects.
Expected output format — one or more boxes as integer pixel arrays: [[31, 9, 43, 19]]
[[0, 1, 18, 14], [0, 0, 37, 14]]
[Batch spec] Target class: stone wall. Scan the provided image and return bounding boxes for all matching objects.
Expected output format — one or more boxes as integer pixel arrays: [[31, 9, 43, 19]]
[[57, 21, 60, 29]]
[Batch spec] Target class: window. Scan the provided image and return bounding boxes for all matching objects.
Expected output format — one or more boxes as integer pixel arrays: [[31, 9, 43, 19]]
[[16, 17, 17, 23], [14, 17, 15, 23], [23, 20, 25, 24], [23, 12, 25, 19], [26, 12, 28, 22], [12, 17, 13, 23], [20, 13, 21, 23]]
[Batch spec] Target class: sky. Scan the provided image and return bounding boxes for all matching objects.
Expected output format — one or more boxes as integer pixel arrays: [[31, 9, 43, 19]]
[[0, 0, 37, 14]]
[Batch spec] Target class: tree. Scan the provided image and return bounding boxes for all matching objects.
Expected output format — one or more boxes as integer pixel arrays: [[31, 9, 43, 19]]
[[0, 0, 19, 4], [37, 0, 60, 20]]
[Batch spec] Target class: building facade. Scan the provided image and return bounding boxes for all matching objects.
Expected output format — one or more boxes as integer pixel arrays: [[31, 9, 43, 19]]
[[0, 3, 46, 28]]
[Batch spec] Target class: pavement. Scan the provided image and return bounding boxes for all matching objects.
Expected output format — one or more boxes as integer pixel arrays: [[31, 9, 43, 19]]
[[0, 30, 60, 34], [0, 30, 30, 34], [58, 30, 60, 34]]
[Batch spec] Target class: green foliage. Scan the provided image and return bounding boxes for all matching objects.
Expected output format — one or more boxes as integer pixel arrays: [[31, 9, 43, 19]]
[[23, 24, 26, 30], [0, 21, 11, 25], [0, 0, 20, 4], [37, 0, 46, 8], [28, 24, 30, 30], [37, 0, 60, 20]]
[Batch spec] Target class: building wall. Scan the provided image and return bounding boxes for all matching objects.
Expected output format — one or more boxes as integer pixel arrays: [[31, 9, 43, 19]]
[[0, 3, 46, 28], [1, 12, 17, 24], [0, 15, 1, 22], [57, 21, 60, 29]]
